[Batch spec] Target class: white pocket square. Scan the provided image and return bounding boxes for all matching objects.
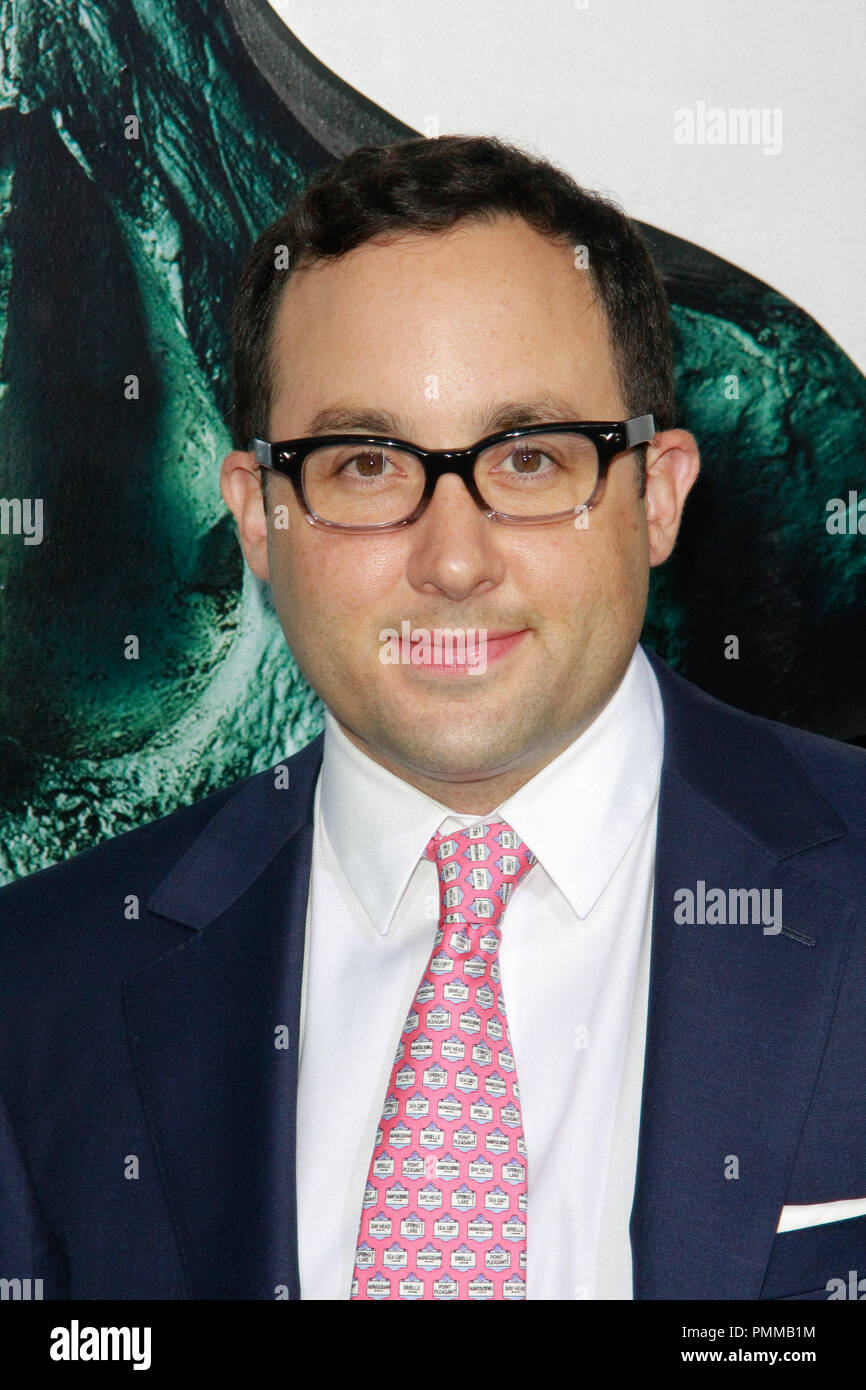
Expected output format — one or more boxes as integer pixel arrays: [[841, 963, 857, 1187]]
[[777, 1197, 866, 1232]]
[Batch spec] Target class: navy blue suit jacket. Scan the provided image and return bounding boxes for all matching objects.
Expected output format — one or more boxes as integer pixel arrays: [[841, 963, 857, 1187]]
[[2, 650, 865, 1300]]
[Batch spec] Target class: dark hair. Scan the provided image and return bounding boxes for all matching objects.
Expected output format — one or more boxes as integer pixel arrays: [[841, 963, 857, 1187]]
[[229, 134, 675, 486]]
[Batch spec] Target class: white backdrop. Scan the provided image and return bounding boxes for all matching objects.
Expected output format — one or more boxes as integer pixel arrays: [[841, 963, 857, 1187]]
[[271, 0, 866, 374]]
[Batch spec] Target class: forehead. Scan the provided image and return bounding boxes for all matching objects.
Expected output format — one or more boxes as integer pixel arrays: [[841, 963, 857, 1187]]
[[268, 214, 622, 430]]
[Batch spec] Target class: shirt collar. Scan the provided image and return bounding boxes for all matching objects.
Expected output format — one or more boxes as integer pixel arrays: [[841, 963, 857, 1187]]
[[320, 643, 663, 935]]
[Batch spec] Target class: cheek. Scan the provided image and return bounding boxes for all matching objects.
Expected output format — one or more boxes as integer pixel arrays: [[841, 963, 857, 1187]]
[[515, 529, 618, 608], [590, 493, 647, 579], [272, 530, 408, 624], [542, 522, 646, 631]]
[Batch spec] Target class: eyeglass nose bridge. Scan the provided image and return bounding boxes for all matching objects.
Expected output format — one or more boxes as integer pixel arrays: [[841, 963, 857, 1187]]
[[412, 444, 504, 517]]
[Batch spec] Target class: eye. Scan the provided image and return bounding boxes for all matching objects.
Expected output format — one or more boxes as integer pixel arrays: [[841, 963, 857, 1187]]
[[338, 449, 401, 478], [494, 445, 558, 478]]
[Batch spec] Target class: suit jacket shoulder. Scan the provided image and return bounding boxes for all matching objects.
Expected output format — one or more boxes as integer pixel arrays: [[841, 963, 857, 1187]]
[[0, 731, 325, 951], [646, 649, 866, 864]]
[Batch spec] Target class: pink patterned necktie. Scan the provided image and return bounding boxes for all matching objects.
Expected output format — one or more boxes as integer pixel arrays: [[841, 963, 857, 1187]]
[[350, 820, 537, 1300]]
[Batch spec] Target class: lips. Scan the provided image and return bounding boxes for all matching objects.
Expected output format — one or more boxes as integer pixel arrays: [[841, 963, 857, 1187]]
[[482, 629, 527, 661], [399, 628, 529, 673]]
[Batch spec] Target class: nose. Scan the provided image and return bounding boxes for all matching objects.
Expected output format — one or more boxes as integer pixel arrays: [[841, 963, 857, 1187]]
[[403, 469, 506, 602]]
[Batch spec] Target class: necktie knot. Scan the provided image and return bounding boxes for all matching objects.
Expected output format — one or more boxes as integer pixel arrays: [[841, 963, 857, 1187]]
[[425, 821, 536, 932]]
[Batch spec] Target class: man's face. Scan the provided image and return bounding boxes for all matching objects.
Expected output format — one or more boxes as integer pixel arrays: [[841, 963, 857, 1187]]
[[223, 213, 698, 809]]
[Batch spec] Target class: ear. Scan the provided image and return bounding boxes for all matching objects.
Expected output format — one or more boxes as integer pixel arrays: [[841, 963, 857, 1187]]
[[643, 428, 700, 566], [219, 449, 270, 580]]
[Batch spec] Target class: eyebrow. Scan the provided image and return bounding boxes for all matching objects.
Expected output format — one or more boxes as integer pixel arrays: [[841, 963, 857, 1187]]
[[302, 395, 586, 439]]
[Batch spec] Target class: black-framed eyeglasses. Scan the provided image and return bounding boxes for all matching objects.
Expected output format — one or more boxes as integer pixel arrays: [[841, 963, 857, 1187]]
[[249, 415, 655, 532]]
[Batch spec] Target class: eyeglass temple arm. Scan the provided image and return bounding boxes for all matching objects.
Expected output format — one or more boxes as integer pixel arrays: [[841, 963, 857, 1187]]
[[624, 415, 656, 448]]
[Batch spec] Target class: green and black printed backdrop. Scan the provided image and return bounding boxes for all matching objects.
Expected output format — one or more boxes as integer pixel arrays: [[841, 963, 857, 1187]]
[[0, 0, 863, 880]]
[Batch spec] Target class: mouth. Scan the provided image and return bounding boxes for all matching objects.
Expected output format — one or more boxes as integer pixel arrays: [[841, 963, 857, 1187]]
[[397, 627, 529, 676]]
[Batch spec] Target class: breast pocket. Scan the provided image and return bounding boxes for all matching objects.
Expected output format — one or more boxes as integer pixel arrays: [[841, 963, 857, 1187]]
[[760, 1213, 866, 1299]]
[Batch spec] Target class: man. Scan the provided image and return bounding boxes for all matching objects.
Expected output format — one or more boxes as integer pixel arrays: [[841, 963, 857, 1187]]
[[1, 135, 864, 1301]]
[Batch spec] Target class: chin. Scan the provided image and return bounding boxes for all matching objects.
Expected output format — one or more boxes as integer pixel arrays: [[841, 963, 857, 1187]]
[[377, 712, 534, 778]]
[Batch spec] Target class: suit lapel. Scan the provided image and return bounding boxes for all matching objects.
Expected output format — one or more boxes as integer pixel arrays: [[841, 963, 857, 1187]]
[[631, 655, 858, 1297], [123, 734, 323, 1299]]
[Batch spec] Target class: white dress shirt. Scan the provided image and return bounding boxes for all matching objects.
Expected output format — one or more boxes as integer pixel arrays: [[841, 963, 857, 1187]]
[[295, 644, 663, 1299]]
